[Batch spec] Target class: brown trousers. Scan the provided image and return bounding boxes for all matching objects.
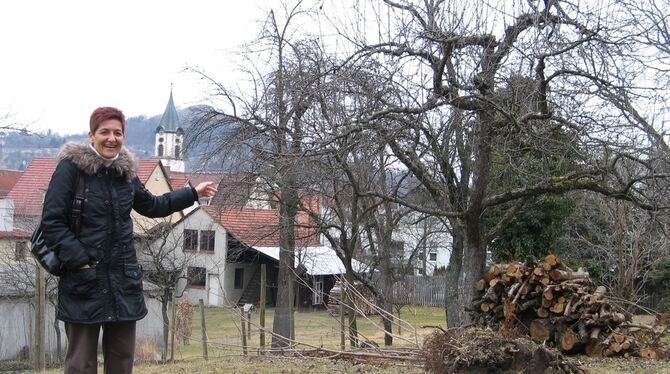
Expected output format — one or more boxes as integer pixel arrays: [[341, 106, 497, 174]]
[[64, 321, 136, 374]]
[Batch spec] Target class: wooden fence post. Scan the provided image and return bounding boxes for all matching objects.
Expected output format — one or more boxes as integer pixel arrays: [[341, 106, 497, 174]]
[[247, 311, 251, 340], [199, 299, 208, 360], [259, 264, 266, 353], [35, 266, 46, 372], [340, 281, 345, 351], [170, 287, 176, 362], [241, 308, 247, 356]]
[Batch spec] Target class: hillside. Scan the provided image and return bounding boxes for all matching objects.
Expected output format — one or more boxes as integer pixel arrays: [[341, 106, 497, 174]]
[[0, 107, 204, 171]]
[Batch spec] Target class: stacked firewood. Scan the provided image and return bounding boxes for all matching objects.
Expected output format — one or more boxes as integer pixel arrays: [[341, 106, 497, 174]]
[[471, 254, 667, 358]]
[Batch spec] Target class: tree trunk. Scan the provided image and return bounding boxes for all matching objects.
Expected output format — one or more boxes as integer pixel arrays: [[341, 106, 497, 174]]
[[382, 306, 393, 346], [161, 294, 169, 362], [345, 271, 359, 348], [271, 187, 297, 349], [445, 229, 464, 326], [376, 293, 393, 346], [378, 239, 394, 345], [459, 216, 487, 325]]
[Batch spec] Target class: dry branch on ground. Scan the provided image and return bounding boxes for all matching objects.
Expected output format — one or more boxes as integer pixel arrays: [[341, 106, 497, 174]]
[[420, 327, 585, 373]]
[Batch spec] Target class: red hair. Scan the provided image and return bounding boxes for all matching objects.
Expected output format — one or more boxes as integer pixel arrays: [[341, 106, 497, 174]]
[[89, 107, 125, 134]]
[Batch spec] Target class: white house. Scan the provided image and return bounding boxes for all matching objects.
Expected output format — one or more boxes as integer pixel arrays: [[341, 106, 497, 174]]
[[395, 213, 451, 276], [145, 203, 367, 309]]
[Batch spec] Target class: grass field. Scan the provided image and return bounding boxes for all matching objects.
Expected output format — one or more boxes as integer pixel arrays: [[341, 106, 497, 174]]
[[172, 305, 443, 359], [29, 306, 670, 373]]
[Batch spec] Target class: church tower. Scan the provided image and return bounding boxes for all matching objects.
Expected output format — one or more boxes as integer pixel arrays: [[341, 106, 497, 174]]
[[155, 88, 185, 172]]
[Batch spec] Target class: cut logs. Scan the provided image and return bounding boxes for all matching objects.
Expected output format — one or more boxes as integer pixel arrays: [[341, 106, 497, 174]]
[[471, 254, 666, 358]]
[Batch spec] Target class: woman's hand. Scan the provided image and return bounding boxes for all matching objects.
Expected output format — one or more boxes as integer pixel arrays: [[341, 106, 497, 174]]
[[195, 181, 217, 198]]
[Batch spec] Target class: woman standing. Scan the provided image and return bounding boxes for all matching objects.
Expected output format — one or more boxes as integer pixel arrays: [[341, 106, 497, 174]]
[[40, 107, 216, 373]]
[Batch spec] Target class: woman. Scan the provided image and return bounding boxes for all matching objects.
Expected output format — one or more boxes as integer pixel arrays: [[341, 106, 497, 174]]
[[40, 107, 216, 373]]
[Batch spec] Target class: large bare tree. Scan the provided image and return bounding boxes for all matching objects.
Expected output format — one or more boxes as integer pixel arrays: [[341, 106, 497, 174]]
[[328, 0, 670, 325], [187, 2, 327, 348]]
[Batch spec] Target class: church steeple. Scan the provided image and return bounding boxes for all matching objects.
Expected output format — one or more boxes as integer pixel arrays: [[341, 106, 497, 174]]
[[156, 88, 182, 133], [155, 86, 185, 172]]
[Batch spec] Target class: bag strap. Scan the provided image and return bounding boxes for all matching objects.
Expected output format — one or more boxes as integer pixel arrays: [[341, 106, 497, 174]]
[[70, 171, 85, 237]]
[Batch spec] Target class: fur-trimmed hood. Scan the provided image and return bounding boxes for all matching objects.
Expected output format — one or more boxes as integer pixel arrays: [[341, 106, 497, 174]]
[[58, 142, 138, 182]]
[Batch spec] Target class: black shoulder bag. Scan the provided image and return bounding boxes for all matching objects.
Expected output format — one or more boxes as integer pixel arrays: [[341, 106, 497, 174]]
[[30, 172, 85, 276]]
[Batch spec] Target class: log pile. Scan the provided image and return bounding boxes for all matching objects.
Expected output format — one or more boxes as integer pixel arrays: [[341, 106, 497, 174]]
[[471, 254, 668, 358]]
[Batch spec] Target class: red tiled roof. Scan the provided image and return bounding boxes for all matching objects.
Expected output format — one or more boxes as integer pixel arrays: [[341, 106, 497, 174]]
[[168, 171, 251, 207], [169, 175, 189, 189], [183, 171, 226, 187], [6, 158, 58, 216], [205, 206, 320, 247], [0, 169, 22, 198], [0, 229, 31, 239], [211, 172, 258, 209], [137, 159, 160, 184]]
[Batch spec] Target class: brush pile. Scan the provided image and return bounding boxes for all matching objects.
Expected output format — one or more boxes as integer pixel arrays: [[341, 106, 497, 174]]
[[471, 255, 669, 358], [421, 327, 585, 373]]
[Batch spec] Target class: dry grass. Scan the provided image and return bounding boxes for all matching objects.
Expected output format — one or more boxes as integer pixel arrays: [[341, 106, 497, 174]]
[[37, 308, 670, 373], [172, 305, 444, 360], [134, 337, 161, 363]]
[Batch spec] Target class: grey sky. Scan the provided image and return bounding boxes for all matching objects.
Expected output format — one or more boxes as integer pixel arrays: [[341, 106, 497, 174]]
[[0, 0, 269, 135]]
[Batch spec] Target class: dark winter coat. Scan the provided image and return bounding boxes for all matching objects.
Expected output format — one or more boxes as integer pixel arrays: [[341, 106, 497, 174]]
[[41, 142, 197, 324]]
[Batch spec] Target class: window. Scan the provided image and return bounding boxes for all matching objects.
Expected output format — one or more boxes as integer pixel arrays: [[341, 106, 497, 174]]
[[429, 252, 437, 262], [187, 267, 206, 287], [200, 230, 215, 252], [15, 241, 28, 260], [183, 229, 198, 251], [312, 276, 324, 305], [158, 144, 164, 157], [234, 268, 244, 289], [174, 145, 181, 158]]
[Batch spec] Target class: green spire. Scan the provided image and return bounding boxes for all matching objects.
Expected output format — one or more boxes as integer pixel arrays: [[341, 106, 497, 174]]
[[156, 88, 181, 133]]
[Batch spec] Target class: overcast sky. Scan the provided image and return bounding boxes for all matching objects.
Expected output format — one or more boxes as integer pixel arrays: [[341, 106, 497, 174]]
[[0, 0, 276, 135]]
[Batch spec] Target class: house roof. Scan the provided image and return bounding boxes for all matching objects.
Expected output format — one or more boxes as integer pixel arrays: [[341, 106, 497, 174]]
[[0, 229, 31, 239], [137, 159, 160, 184], [208, 207, 320, 248], [0, 169, 22, 198], [168, 171, 224, 186], [168, 171, 254, 208], [210, 172, 259, 209], [6, 157, 58, 216], [253, 246, 368, 276], [174, 206, 359, 276], [169, 173, 189, 189]]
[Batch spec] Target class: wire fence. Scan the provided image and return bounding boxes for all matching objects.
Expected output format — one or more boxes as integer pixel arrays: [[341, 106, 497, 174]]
[[391, 276, 446, 307], [0, 270, 446, 371]]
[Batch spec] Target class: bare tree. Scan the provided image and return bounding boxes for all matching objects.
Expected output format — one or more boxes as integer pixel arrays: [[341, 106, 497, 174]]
[[0, 111, 32, 134], [135, 218, 199, 361], [187, 2, 327, 349], [566, 193, 668, 312], [325, 0, 670, 326]]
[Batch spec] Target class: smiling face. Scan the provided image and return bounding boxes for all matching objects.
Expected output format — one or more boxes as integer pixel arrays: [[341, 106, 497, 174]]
[[89, 119, 124, 158]]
